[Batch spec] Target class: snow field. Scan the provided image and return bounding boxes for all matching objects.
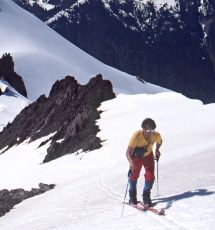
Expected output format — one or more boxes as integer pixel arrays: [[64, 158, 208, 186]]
[[0, 92, 214, 229]]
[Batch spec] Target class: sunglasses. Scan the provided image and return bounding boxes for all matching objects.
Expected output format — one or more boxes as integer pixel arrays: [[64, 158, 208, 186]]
[[144, 129, 155, 133]]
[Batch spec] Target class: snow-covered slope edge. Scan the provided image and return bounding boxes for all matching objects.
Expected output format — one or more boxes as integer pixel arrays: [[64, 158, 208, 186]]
[[0, 79, 30, 132], [0, 0, 171, 102]]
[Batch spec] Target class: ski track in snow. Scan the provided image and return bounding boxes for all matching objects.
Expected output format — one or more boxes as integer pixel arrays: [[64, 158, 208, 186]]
[[96, 167, 122, 200]]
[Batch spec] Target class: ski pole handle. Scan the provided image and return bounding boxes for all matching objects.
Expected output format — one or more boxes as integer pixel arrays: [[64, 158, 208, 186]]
[[127, 169, 132, 177]]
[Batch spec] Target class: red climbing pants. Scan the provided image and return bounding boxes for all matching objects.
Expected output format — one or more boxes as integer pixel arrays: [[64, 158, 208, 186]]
[[130, 152, 155, 182]]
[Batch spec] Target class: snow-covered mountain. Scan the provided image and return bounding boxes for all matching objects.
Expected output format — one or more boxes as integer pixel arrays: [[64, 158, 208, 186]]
[[0, 0, 171, 145], [11, 0, 215, 104], [0, 0, 215, 229], [0, 0, 170, 102], [0, 0, 171, 130]]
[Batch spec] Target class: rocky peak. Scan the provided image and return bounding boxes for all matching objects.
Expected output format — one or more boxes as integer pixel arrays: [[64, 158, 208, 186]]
[[0, 53, 27, 98], [0, 74, 115, 163]]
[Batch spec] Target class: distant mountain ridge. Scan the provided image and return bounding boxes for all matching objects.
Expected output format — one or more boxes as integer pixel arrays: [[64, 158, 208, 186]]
[[12, 0, 215, 103]]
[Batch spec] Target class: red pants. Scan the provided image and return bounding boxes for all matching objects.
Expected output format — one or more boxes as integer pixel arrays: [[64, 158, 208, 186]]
[[130, 152, 155, 182]]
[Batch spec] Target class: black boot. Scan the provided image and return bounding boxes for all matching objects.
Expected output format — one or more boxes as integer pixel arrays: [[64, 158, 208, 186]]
[[142, 190, 152, 207], [129, 191, 137, 205]]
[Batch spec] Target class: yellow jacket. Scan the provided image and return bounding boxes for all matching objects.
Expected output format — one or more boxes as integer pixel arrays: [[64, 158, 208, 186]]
[[129, 130, 162, 157]]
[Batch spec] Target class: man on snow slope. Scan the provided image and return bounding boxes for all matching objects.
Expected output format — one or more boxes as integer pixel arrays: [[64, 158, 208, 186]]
[[126, 118, 162, 206]]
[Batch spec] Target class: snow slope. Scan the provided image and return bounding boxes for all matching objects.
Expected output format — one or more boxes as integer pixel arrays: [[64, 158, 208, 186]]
[[0, 79, 30, 132], [0, 92, 214, 230], [0, 0, 170, 102]]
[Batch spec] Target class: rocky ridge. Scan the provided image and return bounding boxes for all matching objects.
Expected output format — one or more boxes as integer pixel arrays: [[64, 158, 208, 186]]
[[0, 183, 55, 217], [0, 74, 115, 162]]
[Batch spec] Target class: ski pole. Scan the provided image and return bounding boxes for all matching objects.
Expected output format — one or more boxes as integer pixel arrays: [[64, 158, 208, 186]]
[[121, 170, 131, 218], [156, 157, 159, 197]]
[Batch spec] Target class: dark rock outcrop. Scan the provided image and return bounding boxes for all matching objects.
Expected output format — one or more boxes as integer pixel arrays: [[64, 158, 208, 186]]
[[0, 53, 27, 98], [0, 74, 115, 162], [0, 183, 55, 217]]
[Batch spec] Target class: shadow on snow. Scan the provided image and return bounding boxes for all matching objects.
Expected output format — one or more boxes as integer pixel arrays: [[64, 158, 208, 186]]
[[153, 189, 214, 210], [3, 87, 19, 98]]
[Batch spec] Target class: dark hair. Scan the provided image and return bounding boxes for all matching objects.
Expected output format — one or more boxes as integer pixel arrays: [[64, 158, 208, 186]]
[[141, 118, 156, 129]]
